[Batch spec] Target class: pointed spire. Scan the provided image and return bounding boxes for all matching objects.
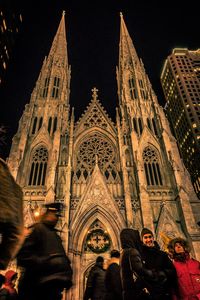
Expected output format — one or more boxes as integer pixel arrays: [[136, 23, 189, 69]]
[[119, 13, 140, 69], [48, 11, 68, 65]]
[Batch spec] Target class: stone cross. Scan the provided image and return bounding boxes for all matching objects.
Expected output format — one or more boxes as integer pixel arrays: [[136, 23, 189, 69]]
[[92, 87, 98, 100]]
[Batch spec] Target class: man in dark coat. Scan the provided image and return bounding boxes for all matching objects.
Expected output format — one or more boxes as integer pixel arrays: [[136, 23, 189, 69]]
[[17, 202, 73, 300], [120, 228, 155, 300], [83, 256, 106, 300], [140, 227, 177, 300], [104, 249, 123, 300], [0, 158, 24, 270]]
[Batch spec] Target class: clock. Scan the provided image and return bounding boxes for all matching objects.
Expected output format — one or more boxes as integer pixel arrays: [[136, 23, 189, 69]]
[[86, 229, 111, 253]]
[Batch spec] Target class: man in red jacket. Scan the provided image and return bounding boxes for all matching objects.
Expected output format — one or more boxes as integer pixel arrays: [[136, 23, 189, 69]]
[[168, 237, 200, 300]]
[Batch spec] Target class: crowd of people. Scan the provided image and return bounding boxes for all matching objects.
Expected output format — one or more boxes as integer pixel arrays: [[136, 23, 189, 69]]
[[84, 228, 200, 300], [1, 157, 200, 299]]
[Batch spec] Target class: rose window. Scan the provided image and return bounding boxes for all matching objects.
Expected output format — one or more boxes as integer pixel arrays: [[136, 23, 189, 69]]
[[77, 134, 116, 172]]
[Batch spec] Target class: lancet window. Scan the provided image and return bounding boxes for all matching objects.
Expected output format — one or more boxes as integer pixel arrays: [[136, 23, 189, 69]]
[[28, 146, 48, 186], [133, 118, 143, 136], [32, 117, 37, 134], [52, 76, 60, 99], [31, 116, 43, 135], [143, 146, 163, 186], [139, 79, 147, 99], [152, 118, 158, 136], [48, 117, 57, 135], [41, 76, 50, 98], [38, 117, 43, 131], [128, 78, 137, 100]]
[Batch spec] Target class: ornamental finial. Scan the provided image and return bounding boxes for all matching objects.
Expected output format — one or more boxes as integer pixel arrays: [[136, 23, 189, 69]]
[[91, 87, 99, 100]]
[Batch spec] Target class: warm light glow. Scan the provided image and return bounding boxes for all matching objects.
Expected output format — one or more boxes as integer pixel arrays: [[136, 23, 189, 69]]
[[34, 211, 40, 217]]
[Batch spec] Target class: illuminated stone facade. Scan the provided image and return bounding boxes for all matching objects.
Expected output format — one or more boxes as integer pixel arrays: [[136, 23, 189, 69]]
[[7, 12, 200, 300]]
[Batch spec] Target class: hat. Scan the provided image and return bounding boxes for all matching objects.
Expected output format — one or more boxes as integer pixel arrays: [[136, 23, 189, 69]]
[[44, 202, 63, 216], [167, 237, 190, 254], [141, 228, 153, 239]]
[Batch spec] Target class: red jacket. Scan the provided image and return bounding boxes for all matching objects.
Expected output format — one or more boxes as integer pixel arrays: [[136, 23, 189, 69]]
[[173, 256, 200, 300], [4, 269, 18, 299]]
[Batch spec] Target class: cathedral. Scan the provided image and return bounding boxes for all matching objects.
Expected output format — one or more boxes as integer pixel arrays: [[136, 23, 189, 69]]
[[7, 12, 200, 299]]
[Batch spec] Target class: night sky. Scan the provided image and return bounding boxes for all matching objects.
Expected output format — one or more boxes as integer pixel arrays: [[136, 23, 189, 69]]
[[0, 2, 199, 159]]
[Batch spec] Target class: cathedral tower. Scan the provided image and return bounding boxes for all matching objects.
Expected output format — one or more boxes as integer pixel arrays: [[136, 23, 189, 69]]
[[116, 12, 200, 257], [8, 11, 71, 223], [7, 12, 200, 300]]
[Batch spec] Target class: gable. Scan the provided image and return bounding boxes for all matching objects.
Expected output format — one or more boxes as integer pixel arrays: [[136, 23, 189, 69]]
[[156, 203, 185, 250], [71, 163, 125, 233], [74, 98, 116, 138]]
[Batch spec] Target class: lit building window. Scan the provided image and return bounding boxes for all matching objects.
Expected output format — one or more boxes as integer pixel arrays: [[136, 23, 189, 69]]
[[3, 19, 7, 30]]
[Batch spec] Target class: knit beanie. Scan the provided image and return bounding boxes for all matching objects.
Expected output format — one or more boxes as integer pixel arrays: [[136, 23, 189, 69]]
[[141, 228, 153, 239]]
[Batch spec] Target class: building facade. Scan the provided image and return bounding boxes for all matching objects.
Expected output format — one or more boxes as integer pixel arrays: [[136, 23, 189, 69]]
[[7, 12, 200, 299], [161, 48, 200, 199]]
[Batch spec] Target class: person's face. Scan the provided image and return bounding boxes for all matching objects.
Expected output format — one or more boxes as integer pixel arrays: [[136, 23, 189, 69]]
[[142, 233, 154, 247], [174, 242, 185, 253], [45, 211, 59, 226]]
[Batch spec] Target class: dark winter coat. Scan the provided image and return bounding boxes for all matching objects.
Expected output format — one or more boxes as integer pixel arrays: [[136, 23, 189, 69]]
[[83, 262, 106, 300], [120, 228, 155, 300], [0, 158, 24, 270], [141, 243, 177, 300], [17, 220, 72, 300], [104, 258, 123, 300], [0, 288, 9, 300]]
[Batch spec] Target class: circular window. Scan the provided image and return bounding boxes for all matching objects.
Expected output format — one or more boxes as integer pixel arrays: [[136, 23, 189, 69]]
[[86, 229, 111, 253]]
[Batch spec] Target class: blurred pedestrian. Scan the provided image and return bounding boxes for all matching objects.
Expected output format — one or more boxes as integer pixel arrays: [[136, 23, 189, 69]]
[[167, 237, 200, 300], [0, 158, 24, 270], [104, 249, 122, 300], [17, 202, 73, 300], [120, 228, 155, 300], [83, 256, 106, 300], [140, 227, 176, 300], [3, 270, 18, 300]]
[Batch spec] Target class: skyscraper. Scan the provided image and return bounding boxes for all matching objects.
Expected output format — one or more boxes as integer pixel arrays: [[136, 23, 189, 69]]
[[7, 13, 200, 299], [161, 48, 200, 199], [0, 1, 23, 85]]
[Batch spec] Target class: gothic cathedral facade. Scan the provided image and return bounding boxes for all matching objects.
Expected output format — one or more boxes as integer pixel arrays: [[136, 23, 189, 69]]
[[7, 12, 200, 299]]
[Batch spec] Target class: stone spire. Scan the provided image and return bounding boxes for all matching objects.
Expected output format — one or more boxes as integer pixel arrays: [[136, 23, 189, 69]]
[[119, 12, 140, 73], [47, 10, 68, 67]]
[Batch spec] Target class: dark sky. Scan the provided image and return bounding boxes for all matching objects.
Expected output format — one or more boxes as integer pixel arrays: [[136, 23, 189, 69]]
[[0, 2, 199, 159]]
